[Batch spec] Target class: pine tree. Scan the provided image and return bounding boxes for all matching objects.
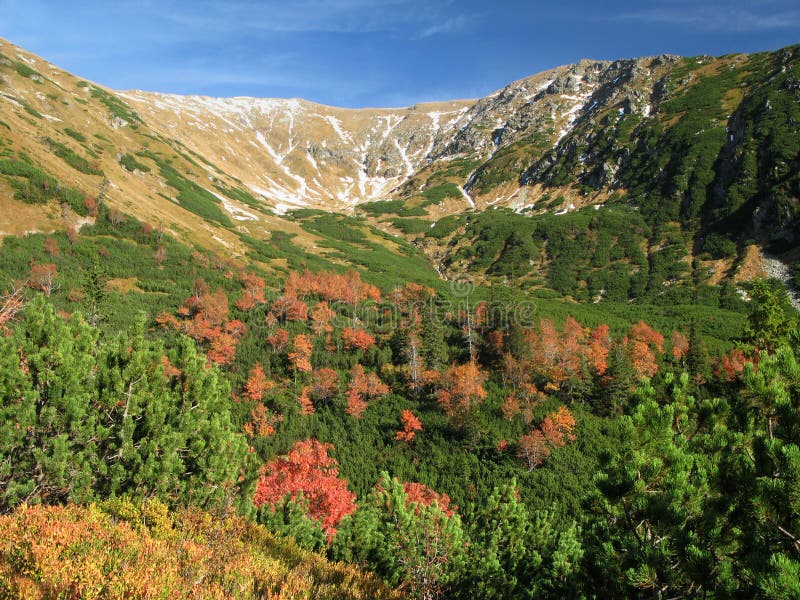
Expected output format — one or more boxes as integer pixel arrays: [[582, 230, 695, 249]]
[[83, 254, 106, 326], [422, 314, 449, 371]]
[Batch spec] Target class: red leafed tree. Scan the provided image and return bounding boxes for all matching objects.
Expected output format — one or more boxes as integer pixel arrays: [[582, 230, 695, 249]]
[[396, 409, 423, 442], [402, 482, 455, 516], [435, 361, 487, 422], [253, 439, 356, 539], [341, 327, 376, 351], [235, 272, 266, 311], [297, 385, 315, 415], [244, 363, 275, 402], [43, 236, 59, 258], [720, 348, 756, 380], [288, 334, 313, 373], [157, 287, 245, 366], [267, 328, 290, 352], [517, 430, 551, 470], [345, 364, 389, 418], [671, 331, 690, 361], [28, 263, 58, 297]]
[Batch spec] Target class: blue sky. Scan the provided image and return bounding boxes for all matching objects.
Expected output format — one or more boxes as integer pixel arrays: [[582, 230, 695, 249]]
[[0, 0, 798, 107]]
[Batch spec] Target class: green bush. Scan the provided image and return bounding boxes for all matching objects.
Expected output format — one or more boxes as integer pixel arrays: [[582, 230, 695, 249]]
[[119, 153, 151, 173], [44, 137, 103, 176]]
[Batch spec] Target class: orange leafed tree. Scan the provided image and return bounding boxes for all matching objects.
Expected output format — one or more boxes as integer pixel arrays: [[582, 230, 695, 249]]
[[517, 406, 577, 470], [235, 272, 266, 311], [244, 363, 275, 402], [288, 334, 313, 373], [501, 392, 522, 421], [0, 286, 24, 334], [271, 296, 309, 323], [253, 439, 357, 539], [311, 368, 340, 404], [401, 481, 455, 516], [267, 328, 290, 352], [671, 331, 690, 361], [395, 409, 423, 442], [628, 320, 665, 379], [158, 288, 246, 365], [310, 301, 336, 334], [588, 324, 612, 375], [540, 406, 577, 448], [243, 403, 281, 438], [345, 364, 389, 418], [284, 269, 381, 304], [28, 263, 58, 297], [435, 361, 487, 422], [342, 327, 376, 351], [297, 386, 315, 415]]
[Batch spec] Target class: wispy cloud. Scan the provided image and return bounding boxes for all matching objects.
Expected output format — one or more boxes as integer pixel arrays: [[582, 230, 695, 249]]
[[418, 14, 472, 38], [149, 0, 455, 35], [614, 5, 800, 33]]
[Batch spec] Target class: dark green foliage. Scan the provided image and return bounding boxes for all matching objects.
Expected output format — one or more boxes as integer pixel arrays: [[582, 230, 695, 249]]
[[44, 137, 103, 176], [293, 213, 445, 291], [360, 200, 429, 217], [142, 153, 233, 227], [119, 153, 151, 173], [213, 181, 272, 214], [63, 128, 86, 143], [701, 232, 737, 259], [89, 86, 142, 127], [425, 214, 465, 239], [525, 48, 800, 254], [450, 207, 652, 301], [0, 158, 89, 214], [744, 278, 798, 350], [14, 62, 40, 79], [257, 497, 327, 552], [0, 298, 249, 511], [422, 182, 462, 204], [387, 217, 432, 235]]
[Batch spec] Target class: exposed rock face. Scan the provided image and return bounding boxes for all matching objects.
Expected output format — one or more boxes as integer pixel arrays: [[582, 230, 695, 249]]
[[118, 56, 683, 213], [119, 93, 475, 213]]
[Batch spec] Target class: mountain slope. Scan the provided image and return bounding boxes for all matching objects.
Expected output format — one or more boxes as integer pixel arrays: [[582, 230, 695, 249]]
[[1, 37, 798, 299]]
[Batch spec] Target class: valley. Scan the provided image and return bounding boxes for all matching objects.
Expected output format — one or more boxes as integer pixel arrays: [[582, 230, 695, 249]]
[[0, 36, 798, 598]]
